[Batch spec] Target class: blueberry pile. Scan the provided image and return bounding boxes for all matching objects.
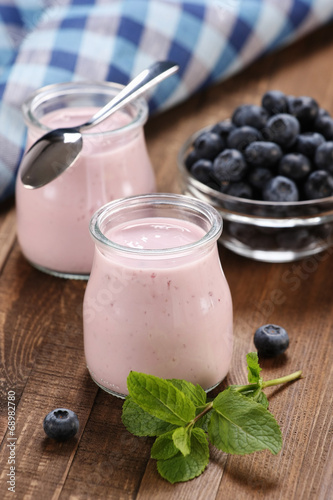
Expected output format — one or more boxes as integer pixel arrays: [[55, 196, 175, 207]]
[[185, 91, 333, 201]]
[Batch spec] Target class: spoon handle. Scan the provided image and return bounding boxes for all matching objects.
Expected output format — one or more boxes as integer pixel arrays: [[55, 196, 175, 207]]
[[80, 61, 179, 130]]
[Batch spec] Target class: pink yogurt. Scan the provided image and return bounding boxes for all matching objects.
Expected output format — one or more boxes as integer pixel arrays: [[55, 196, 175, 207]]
[[16, 89, 156, 278], [83, 195, 233, 397]]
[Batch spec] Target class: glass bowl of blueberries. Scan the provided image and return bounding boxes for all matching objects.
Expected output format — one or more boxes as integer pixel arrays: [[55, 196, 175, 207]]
[[178, 90, 333, 262]]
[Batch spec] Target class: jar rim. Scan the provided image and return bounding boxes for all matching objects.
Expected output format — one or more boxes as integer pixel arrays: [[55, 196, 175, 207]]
[[22, 81, 148, 136], [90, 193, 223, 256]]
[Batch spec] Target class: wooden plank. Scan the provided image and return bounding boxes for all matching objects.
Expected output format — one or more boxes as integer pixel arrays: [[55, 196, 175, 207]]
[[59, 391, 152, 500], [0, 339, 98, 500], [213, 251, 333, 500], [0, 202, 16, 273]]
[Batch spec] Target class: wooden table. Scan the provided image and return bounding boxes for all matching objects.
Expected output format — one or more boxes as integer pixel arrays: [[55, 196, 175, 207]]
[[1, 23, 333, 500]]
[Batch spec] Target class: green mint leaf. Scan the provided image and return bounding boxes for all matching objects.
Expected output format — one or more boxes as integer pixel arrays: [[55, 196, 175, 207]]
[[255, 391, 269, 409], [229, 386, 269, 409], [208, 388, 282, 455], [151, 431, 179, 460], [127, 371, 196, 426], [156, 428, 209, 483], [169, 379, 207, 406], [172, 426, 191, 456], [247, 352, 262, 384], [122, 397, 177, 437]]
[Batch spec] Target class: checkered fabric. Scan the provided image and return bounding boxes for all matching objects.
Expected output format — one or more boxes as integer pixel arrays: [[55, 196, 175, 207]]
[[1, 0, 333, 202]]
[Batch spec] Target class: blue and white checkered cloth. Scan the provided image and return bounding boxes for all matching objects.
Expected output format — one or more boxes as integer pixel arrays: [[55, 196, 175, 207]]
[[1, 0, 333, 202]]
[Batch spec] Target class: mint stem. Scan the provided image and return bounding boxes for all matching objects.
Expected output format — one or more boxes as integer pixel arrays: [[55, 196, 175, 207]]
[[262, 370, 302, 388], [232, 370, 302, 393], [233, 384, 258, 393], [188, 402, 213, 428], [190, 371, 302, 427]]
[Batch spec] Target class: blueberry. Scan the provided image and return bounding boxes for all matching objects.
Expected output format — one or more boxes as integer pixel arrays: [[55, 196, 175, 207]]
[[226, 221, 258, 244], [232, 104, 269, 130], [193, 131, 224, 160], [212, 149, 247, 182], [244, 141, 283, 167], [225, 181, 253, 199], [254, 324, 289, 358], [43, 408, 79, 441], [227, 126, 263, 152], [295, 132, 325, 158], [263, 175, 299, 202], [276, 228, 312, 250], [304, 170, 333, 199], [317, 108, 331, 118], [287, 95, 319, 125], [265, 114, 300, 148], [278, 153, 312, 180], [190, 159, 214, 184], [314, 141, 333, 174], [219, 179, 231, 194], [314, 114, 333, 140], [262, 90, 288, 115], [247, 167, 273, 191], [210, 119, 236, 139], [185, 149, 200, 170]]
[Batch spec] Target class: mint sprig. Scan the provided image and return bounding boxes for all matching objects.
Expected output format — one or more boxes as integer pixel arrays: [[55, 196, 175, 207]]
[[122, 353, 302, 483]]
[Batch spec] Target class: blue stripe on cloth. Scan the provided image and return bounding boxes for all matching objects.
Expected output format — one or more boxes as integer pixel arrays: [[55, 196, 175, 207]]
[[70, 0, 96, 5], [59, 15, 88, 31], [41, 65, 81, 86], [228, 0, 262, 53], [49, 49, 79, 74], [167, 1, 204, 77], [228, 17, 253, 52], [0, 161, 16, 200], [289, 0, 312, 27], [200, 42, 237, 86], [0, 102, 25, 149], [182, 2, 205, 19], [266, 0, 312, 51], [104, 2, 149, 83], [0, 46, 16, 69], [105, 65, 129, 86], [174, 7, 206, 54], [150, 5, 206, 109], [117, 17, 145, 48], [74, 32, 115, 66], [50, 26, 86, 55], [119, 0, 151, 25], [0, 5, 23, 26]]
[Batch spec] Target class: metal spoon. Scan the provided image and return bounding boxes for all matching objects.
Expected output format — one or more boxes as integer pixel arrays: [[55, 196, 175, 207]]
[[20, 61, 178, 189]]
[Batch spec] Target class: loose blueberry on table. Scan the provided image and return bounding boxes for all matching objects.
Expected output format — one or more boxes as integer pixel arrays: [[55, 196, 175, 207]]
[[43, 408, 79, 441], [185, 90, 333, 202], [254, 324, 290, 358]]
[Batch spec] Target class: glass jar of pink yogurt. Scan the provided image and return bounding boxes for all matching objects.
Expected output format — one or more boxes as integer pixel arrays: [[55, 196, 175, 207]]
[[83, 193, 233, 398], [16, 82, 156, 279]]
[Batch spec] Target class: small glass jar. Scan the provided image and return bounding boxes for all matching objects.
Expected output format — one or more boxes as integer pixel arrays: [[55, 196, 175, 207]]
[[16, 82, 156, 279], [83, 193, 233, 398]]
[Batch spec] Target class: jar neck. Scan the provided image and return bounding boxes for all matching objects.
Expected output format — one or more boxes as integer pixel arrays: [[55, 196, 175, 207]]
[[22, 81, 148, 137], [90, 193, 223, 259]]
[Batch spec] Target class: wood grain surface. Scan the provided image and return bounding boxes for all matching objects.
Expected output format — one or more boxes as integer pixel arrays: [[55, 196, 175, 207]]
[[0, 22, 333, 500]]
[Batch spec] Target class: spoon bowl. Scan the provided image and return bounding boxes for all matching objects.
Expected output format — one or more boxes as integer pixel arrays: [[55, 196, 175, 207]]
[[20, 61, 178, 188]]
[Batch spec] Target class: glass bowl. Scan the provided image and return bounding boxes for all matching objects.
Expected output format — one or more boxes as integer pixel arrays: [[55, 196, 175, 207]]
[[178, 129, 333, 263]]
